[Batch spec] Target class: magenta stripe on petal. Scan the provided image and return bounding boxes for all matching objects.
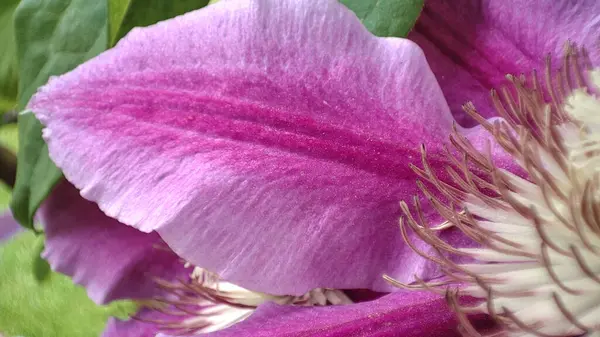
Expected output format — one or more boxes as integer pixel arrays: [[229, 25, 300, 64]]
[[30, 0, 518, 295]]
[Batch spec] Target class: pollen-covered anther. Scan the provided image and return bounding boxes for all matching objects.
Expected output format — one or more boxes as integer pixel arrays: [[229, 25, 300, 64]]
[[386, 43, 600, 337], [136, 267, 352, 335]]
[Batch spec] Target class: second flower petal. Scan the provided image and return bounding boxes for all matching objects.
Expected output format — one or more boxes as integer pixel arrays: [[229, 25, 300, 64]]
[[191, 291, 495, 337], [40, 181, 185, 304]]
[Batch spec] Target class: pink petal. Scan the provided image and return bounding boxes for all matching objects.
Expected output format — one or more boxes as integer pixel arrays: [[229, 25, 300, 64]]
[[39, 181, 185, 304], [0, 210, 21, 242], [410, 0, 600, 126], [163, 291, 495, 337], [30, 0, 516, 295]]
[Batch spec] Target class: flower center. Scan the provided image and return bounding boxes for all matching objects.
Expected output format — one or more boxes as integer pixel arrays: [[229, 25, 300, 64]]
[[386, 43, 600, 337]]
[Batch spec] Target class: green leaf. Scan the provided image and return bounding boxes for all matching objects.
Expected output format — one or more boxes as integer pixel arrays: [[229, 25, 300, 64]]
[[109, 0, 210, 46], [11, 113, 62, 230], [10, 0, 109, 229], [107, 0, 131, 45], [340, 0, 424, 37], [0, 0, 21, 113]]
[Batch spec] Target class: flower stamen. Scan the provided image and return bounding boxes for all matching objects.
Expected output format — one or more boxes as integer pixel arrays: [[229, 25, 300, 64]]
[[387, 42, 600, 336], [137, 266, 352, 335]]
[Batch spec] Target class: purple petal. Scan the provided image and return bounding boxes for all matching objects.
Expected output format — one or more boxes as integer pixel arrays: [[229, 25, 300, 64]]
[[30, 0, 516, 295], [39, 181, 185, 304], [163, 291, 495, 337], [0, 210, 21, 242], [102, 312, 159, 337], [409, 0, 600, 126]]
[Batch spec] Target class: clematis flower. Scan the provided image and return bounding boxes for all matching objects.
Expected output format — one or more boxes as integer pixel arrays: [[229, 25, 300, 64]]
[[25, 0, 599, 336], [389, 39, 600, 336]]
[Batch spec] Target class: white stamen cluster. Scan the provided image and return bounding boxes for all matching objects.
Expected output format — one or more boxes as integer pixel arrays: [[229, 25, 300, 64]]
[[190, 267, 353, 308], [142, 267, 352, 335], [387, 46, 600, 337]]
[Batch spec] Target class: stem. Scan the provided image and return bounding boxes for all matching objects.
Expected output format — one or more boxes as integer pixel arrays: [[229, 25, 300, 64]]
[[0, 144, 17, 188]]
